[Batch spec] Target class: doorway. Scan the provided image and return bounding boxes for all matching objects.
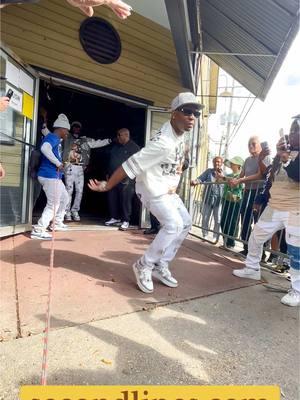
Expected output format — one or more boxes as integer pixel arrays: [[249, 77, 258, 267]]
[[33, 80, 146, 226]]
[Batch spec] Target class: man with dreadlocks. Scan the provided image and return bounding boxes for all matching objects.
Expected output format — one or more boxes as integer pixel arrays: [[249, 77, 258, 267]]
[[233, 115, 300, 307]]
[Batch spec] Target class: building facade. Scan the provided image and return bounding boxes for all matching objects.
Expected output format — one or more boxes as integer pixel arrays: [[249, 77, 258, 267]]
[[0, 1, 216, 236]]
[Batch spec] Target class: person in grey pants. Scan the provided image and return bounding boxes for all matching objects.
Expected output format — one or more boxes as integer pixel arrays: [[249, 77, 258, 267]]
[[63, 121, 111, 221], [191, 156, 224, 240]]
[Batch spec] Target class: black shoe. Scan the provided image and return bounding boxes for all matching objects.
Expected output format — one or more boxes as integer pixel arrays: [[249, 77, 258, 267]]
[[266, 253, 278, 264], [143, 228, 159, 235]]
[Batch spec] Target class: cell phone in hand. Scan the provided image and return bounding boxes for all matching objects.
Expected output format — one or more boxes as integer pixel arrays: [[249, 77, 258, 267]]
[[5, 89, 13, 99], [260, 141, 269, 151]]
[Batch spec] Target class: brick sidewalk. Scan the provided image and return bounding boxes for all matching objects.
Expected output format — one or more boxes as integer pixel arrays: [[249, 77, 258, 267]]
[[0, 230, 256, 340]]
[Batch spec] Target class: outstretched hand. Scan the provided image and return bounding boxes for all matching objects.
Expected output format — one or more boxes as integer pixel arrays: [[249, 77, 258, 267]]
[[88, 179, 108, 192], [66, 0, 132, 18], [0, 96, 10, 112]]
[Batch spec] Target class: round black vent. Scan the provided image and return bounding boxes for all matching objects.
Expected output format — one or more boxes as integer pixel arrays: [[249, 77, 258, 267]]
[[79, 17, 121, 64]]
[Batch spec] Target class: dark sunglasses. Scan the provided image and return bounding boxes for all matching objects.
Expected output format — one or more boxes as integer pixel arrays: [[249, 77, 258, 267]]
[[177, 107, 201, 118]]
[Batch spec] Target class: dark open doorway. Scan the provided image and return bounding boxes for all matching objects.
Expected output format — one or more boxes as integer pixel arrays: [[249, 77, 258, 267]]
[[33, 80, 146, 226]]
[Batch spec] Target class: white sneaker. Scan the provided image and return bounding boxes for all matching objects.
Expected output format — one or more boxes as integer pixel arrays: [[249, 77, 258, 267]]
[[71, 211, 80, 221], [132, 262, 153, 293], [31, 229, 52, 240], [233, 267, 261, 280], [281, 289, 300, 307], [153, 265, 178, 288], [105, 218, 121, 226], [50, 222, 69, 231], [65, 212, 72, 221], [119, 221, 129, 231]]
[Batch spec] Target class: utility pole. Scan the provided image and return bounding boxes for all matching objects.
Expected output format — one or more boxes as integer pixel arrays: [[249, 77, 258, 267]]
[[223, 78, 235, 161]]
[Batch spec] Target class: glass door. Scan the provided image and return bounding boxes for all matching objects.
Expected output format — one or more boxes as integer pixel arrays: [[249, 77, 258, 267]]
[[0, 46, 38, 236], [140, 108, 171, 227]]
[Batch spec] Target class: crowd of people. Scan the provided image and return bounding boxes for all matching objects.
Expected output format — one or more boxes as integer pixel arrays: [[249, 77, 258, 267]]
[[28, 110, 141, 236], [192, 117, 300, 307], [1, 91, 299, 307]]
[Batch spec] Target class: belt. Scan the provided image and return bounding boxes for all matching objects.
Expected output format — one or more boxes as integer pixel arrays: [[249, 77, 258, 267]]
[[69, 163, 83, 166]]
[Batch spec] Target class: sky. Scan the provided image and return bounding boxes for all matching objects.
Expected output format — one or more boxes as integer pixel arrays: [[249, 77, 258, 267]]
[[207, 32, 300, 163]]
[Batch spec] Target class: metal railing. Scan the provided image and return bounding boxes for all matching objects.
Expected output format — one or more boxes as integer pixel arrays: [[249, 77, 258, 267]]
[[191, 180, 290, 266]]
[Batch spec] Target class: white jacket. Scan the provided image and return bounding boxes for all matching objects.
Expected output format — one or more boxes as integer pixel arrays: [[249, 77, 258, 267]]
[[122, 121, 186, 198]]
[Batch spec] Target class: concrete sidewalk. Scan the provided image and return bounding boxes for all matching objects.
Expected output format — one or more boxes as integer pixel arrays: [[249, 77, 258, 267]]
[[0, 230, 299, 400]]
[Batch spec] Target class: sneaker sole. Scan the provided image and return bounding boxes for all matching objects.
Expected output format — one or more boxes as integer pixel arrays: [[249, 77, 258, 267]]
[[271, 270, 289, 276], [232, 272, 261, 280], [31, 235, 52, 240], [152, 271, 178, 288], [281, 299, 300, 307], [132, 264, 153, 294]]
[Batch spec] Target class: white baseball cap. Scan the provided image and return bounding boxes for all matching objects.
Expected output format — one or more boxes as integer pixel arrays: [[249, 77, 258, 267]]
[[53, 113, 70, 130], [171, 92, 204, 111]]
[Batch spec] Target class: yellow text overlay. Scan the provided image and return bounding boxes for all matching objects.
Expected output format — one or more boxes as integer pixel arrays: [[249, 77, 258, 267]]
[[20, 385, 280, 400]]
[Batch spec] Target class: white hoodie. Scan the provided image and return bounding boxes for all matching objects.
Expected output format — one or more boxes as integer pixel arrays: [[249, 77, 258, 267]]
[[122, 121, 186, 199]]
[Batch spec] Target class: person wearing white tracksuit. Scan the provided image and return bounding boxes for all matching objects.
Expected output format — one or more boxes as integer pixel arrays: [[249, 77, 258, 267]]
[[88, 92, 204, 293], [233, 115, 300, 307], [31, 114, 70, 240], [63, 121, 111, 221]]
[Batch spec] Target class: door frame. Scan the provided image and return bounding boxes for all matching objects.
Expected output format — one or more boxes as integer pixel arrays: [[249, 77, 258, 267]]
[[0, 43, 39, 237], [140, 107, 170, 228]]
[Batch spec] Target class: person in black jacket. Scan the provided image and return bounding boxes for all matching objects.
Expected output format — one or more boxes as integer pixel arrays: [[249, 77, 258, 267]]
[[105, 128, 140, 230]]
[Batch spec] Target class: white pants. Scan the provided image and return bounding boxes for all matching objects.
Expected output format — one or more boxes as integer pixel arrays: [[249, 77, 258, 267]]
[[65, 165, 84, 213], [246, 206, 300, 292], [37, 177, 69, 230], [139, 193, 192, 269]]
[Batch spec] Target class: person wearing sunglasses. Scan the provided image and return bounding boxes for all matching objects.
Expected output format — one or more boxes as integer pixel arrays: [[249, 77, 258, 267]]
[[88, 92, 204, 294], [233, 115, 300, 307]]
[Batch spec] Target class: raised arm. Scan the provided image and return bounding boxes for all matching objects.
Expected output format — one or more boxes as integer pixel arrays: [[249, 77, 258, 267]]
[[88, 165, 127, 192], [87, 138, 111, 149], [66, 0, 132, 18]]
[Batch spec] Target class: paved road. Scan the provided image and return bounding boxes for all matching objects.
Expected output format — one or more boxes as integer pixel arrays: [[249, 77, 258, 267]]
[[1, 277, 298, 400]]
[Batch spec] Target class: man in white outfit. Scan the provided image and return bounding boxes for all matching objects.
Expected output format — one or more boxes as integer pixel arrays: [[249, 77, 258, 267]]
[[63, 121, 111, 221], [31, 114, 70, 240], [88, 93, 204, 293]]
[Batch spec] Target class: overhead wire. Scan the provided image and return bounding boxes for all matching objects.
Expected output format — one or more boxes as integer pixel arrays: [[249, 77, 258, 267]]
[[227, 95, 258, 145]]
